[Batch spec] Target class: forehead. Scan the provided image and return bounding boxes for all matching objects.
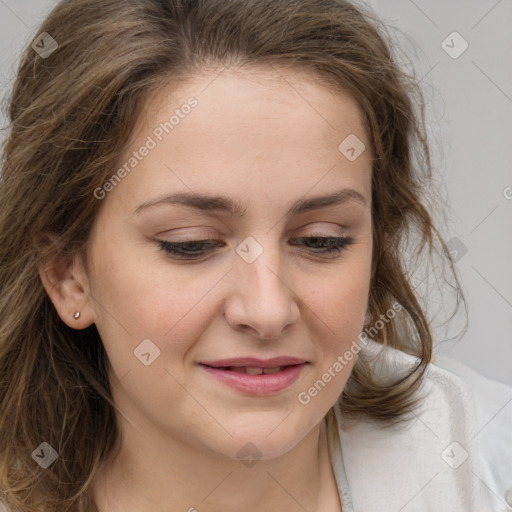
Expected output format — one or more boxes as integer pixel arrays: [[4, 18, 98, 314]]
[[105, 65, 372, 215], [139, 64, 369, 147]]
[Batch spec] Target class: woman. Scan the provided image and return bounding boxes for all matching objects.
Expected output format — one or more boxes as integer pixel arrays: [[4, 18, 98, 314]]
[[0, 0, 510, 511]]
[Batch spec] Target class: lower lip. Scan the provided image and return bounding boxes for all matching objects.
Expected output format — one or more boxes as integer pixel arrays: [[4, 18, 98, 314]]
[[199, 363, 307, 395]]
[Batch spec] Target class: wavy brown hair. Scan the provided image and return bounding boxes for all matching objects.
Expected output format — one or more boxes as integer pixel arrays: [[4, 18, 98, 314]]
[[0, 0, 466, 510]]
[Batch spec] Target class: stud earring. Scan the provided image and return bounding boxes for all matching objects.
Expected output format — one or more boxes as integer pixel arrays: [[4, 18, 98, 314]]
[[73, 311, 81, 320]]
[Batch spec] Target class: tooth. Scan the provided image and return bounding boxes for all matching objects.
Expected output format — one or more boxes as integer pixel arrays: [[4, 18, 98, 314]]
[[262, 367, 282, 374], [230, 366, 247, 374], [245, 367, 264, 375]]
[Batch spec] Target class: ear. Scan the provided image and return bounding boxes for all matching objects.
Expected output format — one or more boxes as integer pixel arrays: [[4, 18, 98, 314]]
[[38, 250, 95, 330]]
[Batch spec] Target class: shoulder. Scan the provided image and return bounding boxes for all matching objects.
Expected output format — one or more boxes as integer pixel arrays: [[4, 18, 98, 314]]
[[333, 340, 512, 511], [431, 350, 512, 511]]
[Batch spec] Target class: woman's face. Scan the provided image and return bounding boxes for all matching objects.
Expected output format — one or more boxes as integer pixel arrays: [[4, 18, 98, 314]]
[[77, 66, 373, 459]]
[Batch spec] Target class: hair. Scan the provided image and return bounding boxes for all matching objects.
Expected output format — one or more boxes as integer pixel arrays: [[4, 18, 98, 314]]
[[0, 0, 467, 510]]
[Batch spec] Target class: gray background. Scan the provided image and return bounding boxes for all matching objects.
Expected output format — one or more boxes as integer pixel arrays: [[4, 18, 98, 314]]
[[1, 0, 511, 385]]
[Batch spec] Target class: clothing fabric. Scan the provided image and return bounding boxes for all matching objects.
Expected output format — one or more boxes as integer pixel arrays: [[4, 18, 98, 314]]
[[326, 339, 512, 512]]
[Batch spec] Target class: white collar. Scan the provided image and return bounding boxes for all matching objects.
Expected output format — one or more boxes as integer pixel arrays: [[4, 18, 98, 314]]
[[326, 339, 486, 511]]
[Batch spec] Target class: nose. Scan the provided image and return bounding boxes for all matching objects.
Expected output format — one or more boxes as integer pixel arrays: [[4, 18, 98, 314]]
[[223, 238, 300, 340]]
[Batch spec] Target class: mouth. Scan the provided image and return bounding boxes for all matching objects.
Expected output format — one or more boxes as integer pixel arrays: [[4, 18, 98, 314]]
[[201, 364, 293, 374], [198, 362, 308, 395]]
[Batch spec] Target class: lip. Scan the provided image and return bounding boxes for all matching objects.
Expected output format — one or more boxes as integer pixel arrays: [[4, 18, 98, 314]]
[[199, 363, 308, 395], [199, 356, 307, 368]]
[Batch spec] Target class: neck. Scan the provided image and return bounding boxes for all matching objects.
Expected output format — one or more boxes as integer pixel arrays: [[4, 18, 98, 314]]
[[91, 415, 336, 512]]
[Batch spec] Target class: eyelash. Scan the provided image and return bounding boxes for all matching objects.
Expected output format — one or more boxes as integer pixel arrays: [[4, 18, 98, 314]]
[[157, 236, 354, 260]]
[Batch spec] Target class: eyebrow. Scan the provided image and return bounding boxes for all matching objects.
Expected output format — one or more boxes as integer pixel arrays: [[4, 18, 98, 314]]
[[134, 188, 368, 217]]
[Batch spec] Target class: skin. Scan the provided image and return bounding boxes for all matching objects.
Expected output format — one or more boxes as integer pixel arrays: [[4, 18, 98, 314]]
[[39, 64, 373, 512]]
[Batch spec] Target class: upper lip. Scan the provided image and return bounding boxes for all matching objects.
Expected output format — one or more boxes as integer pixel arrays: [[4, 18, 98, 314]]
[[199, 356, 307, 368]]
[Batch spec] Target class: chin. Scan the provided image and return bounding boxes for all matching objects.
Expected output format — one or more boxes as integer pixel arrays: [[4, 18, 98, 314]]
[[204, 412, 315, 462]]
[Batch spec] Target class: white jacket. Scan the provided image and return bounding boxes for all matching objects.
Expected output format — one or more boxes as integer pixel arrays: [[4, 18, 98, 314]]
[[326, 339, 512, 512]]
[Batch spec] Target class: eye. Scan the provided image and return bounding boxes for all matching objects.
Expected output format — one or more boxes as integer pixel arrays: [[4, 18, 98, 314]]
[[157, 239, 223, 259], [289, 235, 354, 257], [157, 235, 354, 260]]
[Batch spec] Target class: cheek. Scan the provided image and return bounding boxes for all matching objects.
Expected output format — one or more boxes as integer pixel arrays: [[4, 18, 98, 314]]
[[301, 260, 370, 395], [89, 249, 219, 368], [308, 262, 370, 332], [295, 281, 365, 422], [302, 278, 368, 401]]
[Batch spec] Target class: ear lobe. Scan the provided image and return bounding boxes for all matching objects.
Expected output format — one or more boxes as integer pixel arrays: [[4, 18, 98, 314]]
[[38, 252, 95, 329]]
